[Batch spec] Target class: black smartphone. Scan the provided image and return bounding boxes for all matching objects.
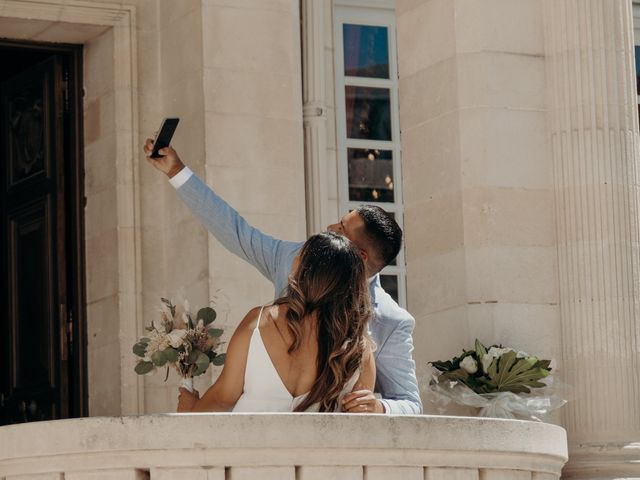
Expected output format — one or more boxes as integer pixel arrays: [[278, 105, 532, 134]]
[[150, 117, 180, 158]]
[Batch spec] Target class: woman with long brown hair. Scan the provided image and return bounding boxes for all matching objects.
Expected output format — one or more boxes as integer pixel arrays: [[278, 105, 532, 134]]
[[177, 232, 375, 412]]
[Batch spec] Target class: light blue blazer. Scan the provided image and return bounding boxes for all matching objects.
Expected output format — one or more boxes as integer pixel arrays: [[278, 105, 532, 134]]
[[176, 173, 422, 415]]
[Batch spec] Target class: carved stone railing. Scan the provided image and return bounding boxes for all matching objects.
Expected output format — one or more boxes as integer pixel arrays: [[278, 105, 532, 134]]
[[0, 414, 567, 479]]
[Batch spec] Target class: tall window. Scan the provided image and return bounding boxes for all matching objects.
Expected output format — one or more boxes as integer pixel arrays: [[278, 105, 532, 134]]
[[334, 4, 406, 306]]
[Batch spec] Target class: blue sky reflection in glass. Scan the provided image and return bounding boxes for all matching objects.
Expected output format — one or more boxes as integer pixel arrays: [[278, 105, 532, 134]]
[[343, 24, 389, 79]]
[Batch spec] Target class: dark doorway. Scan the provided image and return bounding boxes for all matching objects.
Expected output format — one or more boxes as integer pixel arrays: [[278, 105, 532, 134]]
[[0, 39, 86, 425]]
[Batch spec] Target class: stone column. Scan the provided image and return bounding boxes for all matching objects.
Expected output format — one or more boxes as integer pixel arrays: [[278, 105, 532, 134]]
[[301, 0, 329, 235], [543, 0, 640, 476]]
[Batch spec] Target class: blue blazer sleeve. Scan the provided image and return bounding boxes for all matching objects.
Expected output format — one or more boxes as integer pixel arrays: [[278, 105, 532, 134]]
[[375, 314, 423, 415], [176, 173, 301, 295]]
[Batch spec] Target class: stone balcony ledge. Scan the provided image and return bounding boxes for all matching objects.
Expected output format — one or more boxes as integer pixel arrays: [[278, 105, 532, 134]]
[[0, 414, 568, 479]]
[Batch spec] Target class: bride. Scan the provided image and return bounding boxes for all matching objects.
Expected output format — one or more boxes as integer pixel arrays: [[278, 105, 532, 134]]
[[177, 232, 375, 412]]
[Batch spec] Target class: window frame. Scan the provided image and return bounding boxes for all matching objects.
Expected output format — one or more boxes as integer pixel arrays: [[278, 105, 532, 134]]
[[333, 4, 407, 307]]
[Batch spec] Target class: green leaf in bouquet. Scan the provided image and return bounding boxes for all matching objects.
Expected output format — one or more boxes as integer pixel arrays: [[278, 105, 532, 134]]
[[475, 339, 487, 361], [193, 351, 211, 376], [187, 350, 199, 364], [438, 368, 469, 382], [212, 353, 226, 366], [139, 337, 151, 343], [151, 350, 168, 367], [208, 328, 224, 338], [528, 380, 547, 389], [535, 359, 552, 371], [134, 361, 154, 375], [485, 350, 551, 393], [163, 348, 180, 363], [430, 360, 455, 372], [197, 307, 217, 326], [132, 342, 148, 358], [495, 350, 518, 382]]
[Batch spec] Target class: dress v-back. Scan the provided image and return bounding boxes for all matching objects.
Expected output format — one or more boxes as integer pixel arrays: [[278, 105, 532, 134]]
[[233, 306, 357, 412]]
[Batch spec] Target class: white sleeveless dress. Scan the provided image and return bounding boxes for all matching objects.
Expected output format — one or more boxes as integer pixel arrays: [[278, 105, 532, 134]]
[[233, 306, 358, 412]]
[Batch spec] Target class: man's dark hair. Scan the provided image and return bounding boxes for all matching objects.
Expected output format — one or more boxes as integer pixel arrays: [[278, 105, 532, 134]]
[[356, 205, 403, 271]]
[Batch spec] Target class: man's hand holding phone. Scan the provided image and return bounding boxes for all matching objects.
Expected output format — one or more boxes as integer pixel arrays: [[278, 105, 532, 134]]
[[144, 117, 184, 178], [144, 139, 184, 178]]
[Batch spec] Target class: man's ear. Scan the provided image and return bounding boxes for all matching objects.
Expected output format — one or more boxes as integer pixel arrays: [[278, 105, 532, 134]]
[[359, 249, 369, 264]]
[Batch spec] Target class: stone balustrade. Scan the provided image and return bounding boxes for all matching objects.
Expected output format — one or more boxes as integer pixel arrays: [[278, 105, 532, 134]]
[[0, 414, 567, 479]]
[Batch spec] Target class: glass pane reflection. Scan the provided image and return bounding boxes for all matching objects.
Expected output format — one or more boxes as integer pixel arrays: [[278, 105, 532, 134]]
[[345, 86, 391, 140], [347, 148, 394, 203], [343, 24, 389, 79], [380, 274, 399, 303]]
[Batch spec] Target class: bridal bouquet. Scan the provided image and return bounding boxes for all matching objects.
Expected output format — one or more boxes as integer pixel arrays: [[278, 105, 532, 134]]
[[427, 339, 566, 421], [133, 297, 225, 391]]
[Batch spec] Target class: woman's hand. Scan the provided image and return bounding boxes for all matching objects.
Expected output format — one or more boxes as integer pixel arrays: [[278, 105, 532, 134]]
[[177, 387, 200, 412], [342, 390, 384, 413]]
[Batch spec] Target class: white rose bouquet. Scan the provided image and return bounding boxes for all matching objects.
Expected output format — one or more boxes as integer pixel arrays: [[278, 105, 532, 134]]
[[427, 339, 566, 421], [133, 297, 225, 391]]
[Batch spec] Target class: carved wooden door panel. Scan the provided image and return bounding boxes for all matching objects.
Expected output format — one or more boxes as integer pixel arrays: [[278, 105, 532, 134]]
[[0, 55, 69, 425]]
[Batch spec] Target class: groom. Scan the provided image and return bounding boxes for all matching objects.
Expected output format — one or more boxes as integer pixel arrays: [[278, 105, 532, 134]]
[[145, 140, 422, 415]]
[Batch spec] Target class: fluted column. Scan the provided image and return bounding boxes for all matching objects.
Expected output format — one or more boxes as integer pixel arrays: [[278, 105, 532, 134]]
[[543, 0, 640, 476], [301, 0, 328, 235]]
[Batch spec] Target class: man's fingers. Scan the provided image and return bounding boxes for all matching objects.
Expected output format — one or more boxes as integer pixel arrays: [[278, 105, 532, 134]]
[[143, 138, 154, 155]]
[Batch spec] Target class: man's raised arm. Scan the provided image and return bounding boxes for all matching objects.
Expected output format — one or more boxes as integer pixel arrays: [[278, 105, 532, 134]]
[[144, 141, 300, 294]]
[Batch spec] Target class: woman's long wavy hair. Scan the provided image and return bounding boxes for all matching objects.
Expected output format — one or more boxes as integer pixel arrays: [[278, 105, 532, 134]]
[[274, 232, 373, 412]]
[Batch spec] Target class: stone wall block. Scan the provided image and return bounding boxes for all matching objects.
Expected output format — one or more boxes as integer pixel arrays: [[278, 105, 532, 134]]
[[298, 466, 362, 480], [479, 469, 531, 480], [397, 0, 456, 76], [150, 467, 224, 480], [454, 0, 544, 55], [65, 470, 147, 480], [366, 466, 423, 480], [6, 474, 63, 480], [228, 467, 295, 480], [531, 473, 557, 480], [426, 467, 479, 480]]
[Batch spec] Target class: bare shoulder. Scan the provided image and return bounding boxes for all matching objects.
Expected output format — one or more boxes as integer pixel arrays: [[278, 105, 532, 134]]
[[236, 306, 264, 334], [255, 304, 284, 328]]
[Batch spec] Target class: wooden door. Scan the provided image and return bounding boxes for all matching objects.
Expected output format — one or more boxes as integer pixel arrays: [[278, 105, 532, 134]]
[[0, 54, 75, 424]]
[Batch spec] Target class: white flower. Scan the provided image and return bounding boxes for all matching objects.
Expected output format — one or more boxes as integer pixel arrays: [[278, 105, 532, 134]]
[[516, 350, 529, 359], [460, 356, 478, 374], [488, 346, 513, 357], [481, 353, 494, 373], [146, 332, 170, 355], [167, 329, 187, 348]]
